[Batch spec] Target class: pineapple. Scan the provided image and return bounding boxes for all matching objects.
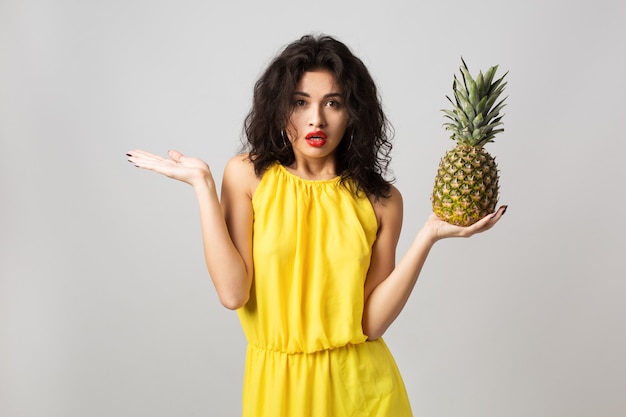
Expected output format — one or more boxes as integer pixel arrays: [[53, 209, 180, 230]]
[[431, 58, 508, 226]]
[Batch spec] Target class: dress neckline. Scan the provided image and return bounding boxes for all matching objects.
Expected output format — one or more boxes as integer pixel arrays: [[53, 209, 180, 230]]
[[277, 164, 341, 184]]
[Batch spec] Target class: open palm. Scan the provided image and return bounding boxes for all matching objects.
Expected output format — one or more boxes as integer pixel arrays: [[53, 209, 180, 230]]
[[127, 149, 213, 187], [426, 205, 507, 241]]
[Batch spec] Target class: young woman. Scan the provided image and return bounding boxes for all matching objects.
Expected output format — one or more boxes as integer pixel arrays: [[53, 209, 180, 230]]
[[127, 34, 506, 417]]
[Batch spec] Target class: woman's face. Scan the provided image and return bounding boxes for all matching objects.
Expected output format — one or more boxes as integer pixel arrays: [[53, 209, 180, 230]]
[[286, 69, 349, 161]]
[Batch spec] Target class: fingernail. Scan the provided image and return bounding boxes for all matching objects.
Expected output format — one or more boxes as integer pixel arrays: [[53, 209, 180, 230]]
[[491, 205, 508, 219], [126, 153, 131, 157]]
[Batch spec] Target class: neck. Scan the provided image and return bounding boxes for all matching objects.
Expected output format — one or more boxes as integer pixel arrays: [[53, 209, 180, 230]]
[[286, 156, 338, 180]]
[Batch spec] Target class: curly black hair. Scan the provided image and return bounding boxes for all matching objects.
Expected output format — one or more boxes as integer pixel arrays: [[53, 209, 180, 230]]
[[242, 34, 394, 199]]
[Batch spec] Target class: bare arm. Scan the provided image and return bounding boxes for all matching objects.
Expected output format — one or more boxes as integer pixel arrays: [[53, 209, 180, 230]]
[[127, 150, 255, 309], [362, 186, 507, 340]]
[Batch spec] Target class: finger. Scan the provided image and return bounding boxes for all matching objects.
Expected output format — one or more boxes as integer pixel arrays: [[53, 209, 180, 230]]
[[127, 149, 171, 163], [168, 149, 184, 162], [126, 153, 173, 170], [473, 205, 508, 231], [489, 205, 508, 221], [130, 157, 181, 177], [127, 151, 177, 172], [127, 149, 159, 158]]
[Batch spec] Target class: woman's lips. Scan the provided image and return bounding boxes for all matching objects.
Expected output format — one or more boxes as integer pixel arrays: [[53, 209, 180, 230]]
[[305, 131, 327, 147]]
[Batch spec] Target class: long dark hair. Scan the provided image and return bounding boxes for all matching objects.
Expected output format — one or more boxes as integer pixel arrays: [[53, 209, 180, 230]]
[[243, 34, 394, 198]]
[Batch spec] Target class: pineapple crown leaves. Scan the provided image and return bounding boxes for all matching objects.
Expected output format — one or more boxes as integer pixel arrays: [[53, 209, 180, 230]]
[[442, 57, 508, 147]]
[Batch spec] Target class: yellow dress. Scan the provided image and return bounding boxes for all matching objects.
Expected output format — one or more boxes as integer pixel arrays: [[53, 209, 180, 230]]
[[238, 163, 412, 416]]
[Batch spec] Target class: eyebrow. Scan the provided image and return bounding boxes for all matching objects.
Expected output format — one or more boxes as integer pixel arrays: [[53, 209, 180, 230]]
[[293, 91, 343, 98]]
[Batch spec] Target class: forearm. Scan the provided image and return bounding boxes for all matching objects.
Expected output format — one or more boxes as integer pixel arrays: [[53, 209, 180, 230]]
[[194, 180, 251, 309], [362, 207, 507, 339], [362, 228, 436, 340], [126, 149, 254, 309]]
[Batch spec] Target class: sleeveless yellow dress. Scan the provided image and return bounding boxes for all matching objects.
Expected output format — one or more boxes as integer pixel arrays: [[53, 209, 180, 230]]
[[238, 163, 412, 416]]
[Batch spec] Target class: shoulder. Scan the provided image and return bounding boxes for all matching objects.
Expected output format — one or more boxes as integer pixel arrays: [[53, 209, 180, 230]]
[[369, 184, 403, 232], [223, 153, 261, 199], [369, 184, 403, 218]]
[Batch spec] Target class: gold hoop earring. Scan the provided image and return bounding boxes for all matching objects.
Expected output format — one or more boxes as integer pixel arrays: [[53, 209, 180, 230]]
[[281, 130, 291, 149], [347, 132, 354, 151]]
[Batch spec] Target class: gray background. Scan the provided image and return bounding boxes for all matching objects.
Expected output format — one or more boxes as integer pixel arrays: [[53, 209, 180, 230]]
[[1, 0, 625, 416]]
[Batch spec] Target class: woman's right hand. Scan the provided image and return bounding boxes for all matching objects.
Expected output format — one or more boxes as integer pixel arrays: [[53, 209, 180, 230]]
[[126, 149, 213, 188]]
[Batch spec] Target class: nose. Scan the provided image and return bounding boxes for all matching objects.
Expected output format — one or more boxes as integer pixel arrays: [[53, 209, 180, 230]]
[[309, 105, 326, 128]]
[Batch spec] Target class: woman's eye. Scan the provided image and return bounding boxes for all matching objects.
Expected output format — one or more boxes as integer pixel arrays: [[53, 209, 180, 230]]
[[326, 100, 341, 108], [295, 99, 306, 106]]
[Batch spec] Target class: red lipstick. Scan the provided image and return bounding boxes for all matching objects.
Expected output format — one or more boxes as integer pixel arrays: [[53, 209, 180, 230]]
[[305, 130, 327, 147]]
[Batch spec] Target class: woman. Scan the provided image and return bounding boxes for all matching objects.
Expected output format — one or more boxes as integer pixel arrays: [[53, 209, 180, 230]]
[[127, 34, 506, 417]]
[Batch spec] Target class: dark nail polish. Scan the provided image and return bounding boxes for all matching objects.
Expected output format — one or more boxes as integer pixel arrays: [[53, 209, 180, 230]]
[[126, 153, 131, 157], [502, 205, 508, 215]]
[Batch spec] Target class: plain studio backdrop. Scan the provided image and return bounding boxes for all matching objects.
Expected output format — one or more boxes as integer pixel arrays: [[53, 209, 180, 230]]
[[1, 0, 624, 416]]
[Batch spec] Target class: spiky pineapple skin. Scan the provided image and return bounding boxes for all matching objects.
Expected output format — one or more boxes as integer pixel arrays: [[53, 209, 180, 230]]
[[432, 58, 507, 226], [432, 145, 499, 226]]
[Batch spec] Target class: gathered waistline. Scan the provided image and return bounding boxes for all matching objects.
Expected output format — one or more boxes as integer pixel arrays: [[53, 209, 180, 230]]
[[248, 339, 371, 356]]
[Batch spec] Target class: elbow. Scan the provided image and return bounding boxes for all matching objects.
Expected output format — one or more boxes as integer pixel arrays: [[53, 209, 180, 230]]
[[219, 292, 249, 310], [212, 271, 252, 310], [362, 321, 386, 341], [365, 329, 385, 341]]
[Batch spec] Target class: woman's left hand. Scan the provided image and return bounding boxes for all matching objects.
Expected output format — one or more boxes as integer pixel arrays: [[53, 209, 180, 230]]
[[426, 205, 508, 242]]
